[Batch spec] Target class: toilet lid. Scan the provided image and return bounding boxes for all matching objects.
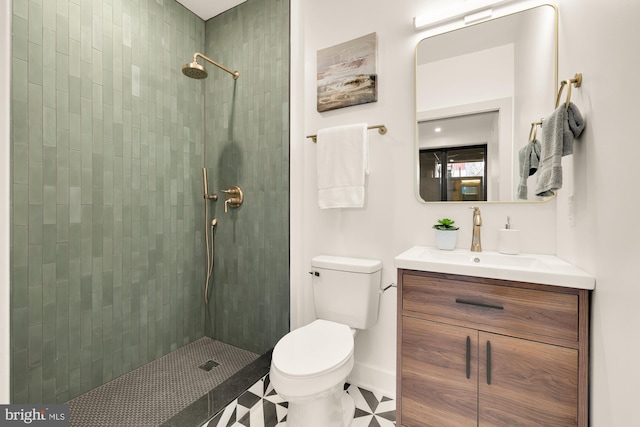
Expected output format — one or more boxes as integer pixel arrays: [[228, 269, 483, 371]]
[[273, 319, 354, 377]]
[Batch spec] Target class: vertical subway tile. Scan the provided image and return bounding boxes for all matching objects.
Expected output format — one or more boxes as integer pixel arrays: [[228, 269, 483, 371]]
[[28, 366, 43, 403], [13, 144, 29, 186], [122, 13, 131, 48], [28, 42, 43, 85], [42, 273, 58, 314], [28, 3, 43, 46], [69, 224, 81, 261], [68, 1, 81, 42], [43, 107, 56, 147], [12, 15, 28, 61], [12, 350, 29, 403], [42, 188, 57, 225], [56, 14, 69, 55], [11, 314, 29, 379], [68, 76, 81, 113], [14, 0, 28, 19], [28, 286, 43, 328], [42, 72, 57, 110], [42, 28, 56, 72], [42, 224, 57, 264], [92, 13, 103, 53], [42, 0, 56, 30], [56, 54, 70, 93], [10, 53, 28, 99], [29, 164, 43, 207], [56, 243, 70, 281], [11, 267, 29, 312], [42, 303, 56, 348], [56, 0, 68, 17]]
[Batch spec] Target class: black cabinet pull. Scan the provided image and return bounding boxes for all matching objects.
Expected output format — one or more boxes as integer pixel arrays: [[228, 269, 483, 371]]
[[455, 298, 504, 310], [466, 336, 471, 379], [486, 341, 492, 385]]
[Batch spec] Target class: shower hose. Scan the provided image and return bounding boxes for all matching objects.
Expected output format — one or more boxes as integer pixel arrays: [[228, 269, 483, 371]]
[[204, 201, 216, 304]]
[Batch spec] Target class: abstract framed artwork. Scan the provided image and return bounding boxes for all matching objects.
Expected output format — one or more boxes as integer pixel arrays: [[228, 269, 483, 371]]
[[317, 32, 378, 112]]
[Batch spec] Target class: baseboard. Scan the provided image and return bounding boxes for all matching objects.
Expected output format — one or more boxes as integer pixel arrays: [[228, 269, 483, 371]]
[[348, 361, 396, 399]]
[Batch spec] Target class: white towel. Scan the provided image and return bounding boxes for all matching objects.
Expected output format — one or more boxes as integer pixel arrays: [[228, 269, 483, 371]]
[[316, 123, 369, 209]]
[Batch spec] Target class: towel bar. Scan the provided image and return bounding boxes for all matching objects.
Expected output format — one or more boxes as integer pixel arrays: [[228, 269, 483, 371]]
[[307, 124, 388, 143]]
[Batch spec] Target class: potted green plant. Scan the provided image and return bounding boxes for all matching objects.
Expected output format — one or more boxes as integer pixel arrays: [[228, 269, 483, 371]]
[[433, 218, 459, 250]]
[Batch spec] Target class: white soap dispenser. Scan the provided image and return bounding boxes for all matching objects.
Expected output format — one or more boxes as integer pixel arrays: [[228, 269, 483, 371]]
[[498, 216, 520, 255]]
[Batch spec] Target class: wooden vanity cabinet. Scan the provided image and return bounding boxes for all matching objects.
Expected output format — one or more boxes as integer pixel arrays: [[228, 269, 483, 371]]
[[397, 269, 590, 427]]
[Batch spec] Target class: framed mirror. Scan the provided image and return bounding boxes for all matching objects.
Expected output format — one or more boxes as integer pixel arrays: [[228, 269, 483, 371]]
[[415, 5, 557, 203]]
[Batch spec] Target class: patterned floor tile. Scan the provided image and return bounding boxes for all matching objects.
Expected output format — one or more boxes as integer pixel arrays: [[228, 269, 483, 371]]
[[347, 384, 396, 427], [205, 375, 395, 427]]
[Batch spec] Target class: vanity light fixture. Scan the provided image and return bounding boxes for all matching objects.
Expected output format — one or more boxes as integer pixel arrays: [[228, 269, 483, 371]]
[[413, 0, 514, 30], [464, 8, 493, 25]]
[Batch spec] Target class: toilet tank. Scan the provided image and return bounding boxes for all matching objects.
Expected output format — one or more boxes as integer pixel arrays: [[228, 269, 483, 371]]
[[311, 255, 382, 330]]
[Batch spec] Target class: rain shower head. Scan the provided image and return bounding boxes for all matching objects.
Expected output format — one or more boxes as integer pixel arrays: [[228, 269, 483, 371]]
[[182, 61, 208, 79], [182, 52, 239, 80]]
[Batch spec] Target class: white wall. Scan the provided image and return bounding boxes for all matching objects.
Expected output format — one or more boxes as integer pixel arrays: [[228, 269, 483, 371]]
[[1, 0, 11, 404], [555, 0, 640, 425], [418, 44, 514, 111], [290, 0, 556, 397]]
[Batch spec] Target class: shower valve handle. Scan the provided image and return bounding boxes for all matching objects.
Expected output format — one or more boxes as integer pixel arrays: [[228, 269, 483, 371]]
[[222, 188, 239, 195], [221, 185, 244, 213]]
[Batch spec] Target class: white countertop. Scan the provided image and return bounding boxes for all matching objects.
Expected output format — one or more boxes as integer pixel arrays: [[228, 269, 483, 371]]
[[395, 246, 595, 290]]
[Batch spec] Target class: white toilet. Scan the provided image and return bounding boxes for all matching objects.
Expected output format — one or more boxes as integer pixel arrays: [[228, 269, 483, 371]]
[[270, 255, 382, 427]]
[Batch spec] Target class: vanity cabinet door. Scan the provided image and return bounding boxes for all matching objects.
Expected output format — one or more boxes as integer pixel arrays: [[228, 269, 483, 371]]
[[397, 270, 589, 427], [478, 332, 578, 426], [401, 316, 478, 427]]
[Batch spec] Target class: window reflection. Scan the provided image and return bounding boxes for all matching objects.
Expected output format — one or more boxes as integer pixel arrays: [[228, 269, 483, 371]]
[[419, 145, 487, 201]]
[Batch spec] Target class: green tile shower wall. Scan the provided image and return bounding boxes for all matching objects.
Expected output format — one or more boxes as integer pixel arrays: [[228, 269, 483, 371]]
[[10, 0, 208, 403], [204, 0, 290, 354]]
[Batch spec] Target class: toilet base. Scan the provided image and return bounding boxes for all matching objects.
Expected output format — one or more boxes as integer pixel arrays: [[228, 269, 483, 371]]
[[286, 384, 354, 427]]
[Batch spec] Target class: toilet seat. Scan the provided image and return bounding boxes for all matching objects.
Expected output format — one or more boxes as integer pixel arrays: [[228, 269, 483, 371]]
[[272, 319, 354, 378]]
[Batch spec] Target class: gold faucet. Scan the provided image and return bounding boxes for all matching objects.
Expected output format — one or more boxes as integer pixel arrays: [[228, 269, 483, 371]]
[[470, 206, 482, 252]]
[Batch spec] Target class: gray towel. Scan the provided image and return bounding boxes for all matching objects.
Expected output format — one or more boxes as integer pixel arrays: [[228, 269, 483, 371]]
[[516, 140, 541, 199], [535, 102, 585, 196]]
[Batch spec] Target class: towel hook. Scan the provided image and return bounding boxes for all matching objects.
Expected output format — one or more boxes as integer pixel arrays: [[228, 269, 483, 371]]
[[555, 73, 583, 111]]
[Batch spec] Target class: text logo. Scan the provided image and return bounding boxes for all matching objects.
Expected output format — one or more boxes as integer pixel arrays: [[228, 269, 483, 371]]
[[0, 405, 68, 427]]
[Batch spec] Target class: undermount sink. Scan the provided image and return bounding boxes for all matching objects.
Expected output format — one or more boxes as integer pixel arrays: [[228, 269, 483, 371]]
[[395, 246, 595, 289]]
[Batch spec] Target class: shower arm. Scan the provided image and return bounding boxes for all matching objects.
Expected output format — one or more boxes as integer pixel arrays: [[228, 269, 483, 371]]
[[193, 52, 240, 80]]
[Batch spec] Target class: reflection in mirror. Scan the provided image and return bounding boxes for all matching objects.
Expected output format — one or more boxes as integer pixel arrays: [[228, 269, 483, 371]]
[[420, 144, 487, 202], [419, 112, 495, 201], [415, 5, 557, 203]]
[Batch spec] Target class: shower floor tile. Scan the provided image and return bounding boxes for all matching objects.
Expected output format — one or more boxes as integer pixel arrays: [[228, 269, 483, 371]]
[[67, 337, 259, 427], [204, 374, 396, 427]]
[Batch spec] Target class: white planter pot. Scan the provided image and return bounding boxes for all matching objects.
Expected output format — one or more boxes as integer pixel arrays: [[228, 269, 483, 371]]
[[435, 229, 458, 250]]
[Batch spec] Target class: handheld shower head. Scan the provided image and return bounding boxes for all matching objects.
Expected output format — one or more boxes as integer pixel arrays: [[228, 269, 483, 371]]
[[202, 167, 209, 197]]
